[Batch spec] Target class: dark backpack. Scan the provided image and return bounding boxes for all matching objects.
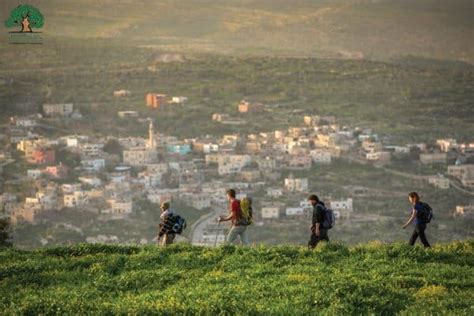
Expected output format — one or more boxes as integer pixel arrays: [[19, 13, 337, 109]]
[[171, 215, 187, 234], [417, 202, 433, 224], [322, 207, 336, 229]]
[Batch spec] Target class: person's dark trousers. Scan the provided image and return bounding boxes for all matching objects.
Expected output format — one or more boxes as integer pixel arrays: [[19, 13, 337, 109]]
[[308, 228, 329, 249], [409, 223, 431, 248]]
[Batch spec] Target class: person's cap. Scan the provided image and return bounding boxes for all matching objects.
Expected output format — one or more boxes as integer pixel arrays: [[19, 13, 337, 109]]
[[161, 201, 170, 210]]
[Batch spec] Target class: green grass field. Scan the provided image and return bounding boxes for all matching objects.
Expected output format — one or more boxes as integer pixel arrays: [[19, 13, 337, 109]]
[[1, 241, 473, 314]]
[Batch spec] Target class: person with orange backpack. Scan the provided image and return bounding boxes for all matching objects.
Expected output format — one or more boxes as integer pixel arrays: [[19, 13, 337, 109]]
[[218, 189, 251, 245]]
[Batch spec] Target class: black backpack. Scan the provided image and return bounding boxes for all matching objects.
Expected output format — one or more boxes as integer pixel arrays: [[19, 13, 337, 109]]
[[322, 207, 336, 229], [417, 202, 433, 223], [170, 215, 187, 234]]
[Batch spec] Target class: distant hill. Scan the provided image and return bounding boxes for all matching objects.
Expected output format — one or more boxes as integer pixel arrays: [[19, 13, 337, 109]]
[[0, 241, 473, 314], [1, 0, 473, 62]]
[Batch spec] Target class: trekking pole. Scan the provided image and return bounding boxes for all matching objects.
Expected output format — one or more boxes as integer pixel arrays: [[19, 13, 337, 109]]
[[214, 219, 221, 247]]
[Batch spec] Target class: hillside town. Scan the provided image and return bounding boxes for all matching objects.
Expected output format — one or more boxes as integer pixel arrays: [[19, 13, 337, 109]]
[[1, 95, 473, 247]]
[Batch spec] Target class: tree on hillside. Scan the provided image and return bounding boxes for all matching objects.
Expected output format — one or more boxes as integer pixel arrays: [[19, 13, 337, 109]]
[[56, 147, 81, 169], [0, 217, 12, 248], [103, 139, 124, 156], [5, 4, 44, 33]]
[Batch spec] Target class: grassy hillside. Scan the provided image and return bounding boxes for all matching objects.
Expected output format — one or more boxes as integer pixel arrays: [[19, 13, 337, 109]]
[[1, 39, 473, 142], [0, 0, 472, 62], [1, 241, 473, 314], [1, 1, 472, 141]]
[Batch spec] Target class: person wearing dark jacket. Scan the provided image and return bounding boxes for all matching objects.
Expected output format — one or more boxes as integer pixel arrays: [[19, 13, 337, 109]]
[[308, 194, 329, 249], [402, 192, 431, 248]]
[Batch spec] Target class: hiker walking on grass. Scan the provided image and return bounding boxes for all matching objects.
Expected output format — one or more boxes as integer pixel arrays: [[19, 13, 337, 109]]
[[308, 194, 334, 249], [218, 189, 251, 245], [402, 192, 432, 248], [157, 201, 176, 246]]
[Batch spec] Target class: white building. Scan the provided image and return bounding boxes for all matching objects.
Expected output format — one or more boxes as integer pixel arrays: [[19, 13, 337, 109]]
[[171, 96, 188, 104], [286, 207, 305, 216], [42, 103, 74, 117], [137, 172, 162, 189], [66, 138, 79, 147], [428, 176, 450, 189], [366, 151, 391, 164], [106, 199, 133, 216], [147, 163, 169, 173], [261, 206, 280, 219], [218, 164, 242, 175], [272, 143, 290, 153], [64, 191, 89, 208], [384, 146, 410, 154], [79, 176, 102, 187], [329, 198, 353, 218], [266, 188, 283, 198], [288, 155, 312, 170], [217, 155, 252, 176], [310, 149, 332, 164], [81, 159, 105, 172], [284, 177, 309, 192], [15, 118, 37, 127], [80, 143, 103, 157], [123, 148, 156, 166], [61, 183, 82, 194], [27, 169, 42, 179], [203, 144, 219, 154], [257, 157, 277, 170], [300, 200, 312, 209]]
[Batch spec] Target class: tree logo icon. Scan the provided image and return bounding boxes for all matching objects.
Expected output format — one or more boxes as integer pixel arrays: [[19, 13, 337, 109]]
[[5, 4, 44, 44]]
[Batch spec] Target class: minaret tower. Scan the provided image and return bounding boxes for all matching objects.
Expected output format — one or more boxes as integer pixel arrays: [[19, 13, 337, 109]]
[[148, 120, 156, 149]]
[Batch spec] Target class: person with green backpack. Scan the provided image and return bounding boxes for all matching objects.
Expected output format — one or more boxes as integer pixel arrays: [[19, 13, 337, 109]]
[[218, 189, 252, 245]]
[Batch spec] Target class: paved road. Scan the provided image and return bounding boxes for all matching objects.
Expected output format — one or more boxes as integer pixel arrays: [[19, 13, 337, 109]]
[[450, 179, 474, 196], [191, 205, 228, 246]]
